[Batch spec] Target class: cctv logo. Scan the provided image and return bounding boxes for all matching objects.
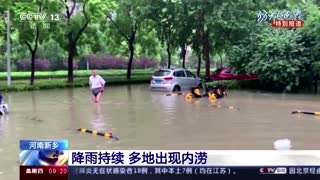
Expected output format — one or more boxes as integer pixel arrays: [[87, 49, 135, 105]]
[[19, 13, 47, 21], [260, 167, 287, 174]]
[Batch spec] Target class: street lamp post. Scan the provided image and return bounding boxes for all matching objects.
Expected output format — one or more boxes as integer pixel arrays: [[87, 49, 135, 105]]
[[5, 9, 11, 86]]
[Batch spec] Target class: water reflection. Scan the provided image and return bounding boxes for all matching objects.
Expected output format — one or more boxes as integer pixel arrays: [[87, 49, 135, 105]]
[[31, 91, 37, 115], [151, 92, 177, 124], [0, 115, 9, 143], [91, 102, 105, 132], [67, 89, 80, 130], [127, 85, 136, 122]]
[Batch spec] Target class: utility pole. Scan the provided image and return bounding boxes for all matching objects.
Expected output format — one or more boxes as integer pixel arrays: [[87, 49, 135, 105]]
[[87, 59, 89, 71], [5, 9, 11, 86]]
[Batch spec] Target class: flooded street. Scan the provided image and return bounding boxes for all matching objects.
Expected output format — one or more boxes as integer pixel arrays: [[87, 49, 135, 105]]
[[1, 84, 320, 179]]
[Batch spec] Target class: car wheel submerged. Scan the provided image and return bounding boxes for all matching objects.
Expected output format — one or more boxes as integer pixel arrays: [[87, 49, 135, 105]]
[[172, 85, 181, 92]]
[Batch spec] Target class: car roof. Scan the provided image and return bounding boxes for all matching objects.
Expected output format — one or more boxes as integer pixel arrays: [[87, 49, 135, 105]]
[[158, 68, 187, 71]]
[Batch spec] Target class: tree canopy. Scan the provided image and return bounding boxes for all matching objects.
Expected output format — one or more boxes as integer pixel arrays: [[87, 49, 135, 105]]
[[0, 0, 319, 91]]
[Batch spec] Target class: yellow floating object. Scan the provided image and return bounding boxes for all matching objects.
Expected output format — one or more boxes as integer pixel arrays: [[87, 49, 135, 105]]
[[208, 93, 216, 101], [185, 93, 193, 100], [194, 88, 201, 96], [77, 128, 118, 140]]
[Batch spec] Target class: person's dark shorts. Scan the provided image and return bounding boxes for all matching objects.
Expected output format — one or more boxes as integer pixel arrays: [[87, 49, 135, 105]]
[[91, 88, 102, 97]]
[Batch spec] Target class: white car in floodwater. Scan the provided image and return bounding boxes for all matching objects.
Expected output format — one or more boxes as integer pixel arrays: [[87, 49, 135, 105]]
[[150, 68, 202, 92]]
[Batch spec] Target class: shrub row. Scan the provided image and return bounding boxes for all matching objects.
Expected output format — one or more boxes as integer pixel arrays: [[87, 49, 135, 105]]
[[16, 59, 51, 71], [0, 69, 155, 80], [14, 56, 159, 71], [78, 55, 158, 69]]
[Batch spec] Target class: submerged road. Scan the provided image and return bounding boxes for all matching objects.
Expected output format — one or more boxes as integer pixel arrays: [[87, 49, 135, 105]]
[[0, 84, 320, 179]]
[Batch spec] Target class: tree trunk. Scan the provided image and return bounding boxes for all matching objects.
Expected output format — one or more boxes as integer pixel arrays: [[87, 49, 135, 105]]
[[181, 46, 186, 68], [196, 52, 201, 76], [30, 51, 36, 85], [67, 33, 75, 83], [198, 11, 210, 78], [203, 33, 210, 78], [219, 53, 223, 68], [26, 26, 40, 86], [127, 40, 134, 79], [167, 43, 171, 69]]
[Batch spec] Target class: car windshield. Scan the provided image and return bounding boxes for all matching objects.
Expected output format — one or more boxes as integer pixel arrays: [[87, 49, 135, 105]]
[[153, 70, 171, 76]]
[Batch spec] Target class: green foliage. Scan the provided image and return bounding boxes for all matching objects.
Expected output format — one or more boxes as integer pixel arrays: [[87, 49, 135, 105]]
[[1, 0, 320, 91], [37, 39, 66, 70], [0, 69, 155, 80], [229, 28, 305, 89]]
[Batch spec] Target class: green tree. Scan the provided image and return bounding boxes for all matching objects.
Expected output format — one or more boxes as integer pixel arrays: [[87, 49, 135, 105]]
[[145, 0, 180, 69], [77, 0, 115, 56], [297, 1, 320, 92], [37, 39, 66, 70], [192, 29, 202, 76], [107, 0, 148, 79], [228, 0, 320, 92], [229, 28, 307, 90], [14, 0, 58, 85], [62, 0, 90, 83], [174, 1, 195, 69]]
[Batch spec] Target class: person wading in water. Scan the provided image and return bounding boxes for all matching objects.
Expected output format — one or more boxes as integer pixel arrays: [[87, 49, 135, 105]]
[[89, 70, 106, 103]]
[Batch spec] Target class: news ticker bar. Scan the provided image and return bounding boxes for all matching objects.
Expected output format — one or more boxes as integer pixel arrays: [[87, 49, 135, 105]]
[[20, 166, 320, 180], [68, 150, 320, 166]]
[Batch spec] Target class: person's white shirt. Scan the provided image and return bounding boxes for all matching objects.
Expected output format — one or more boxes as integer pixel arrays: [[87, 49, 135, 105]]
[[89, 75, 106, 89]]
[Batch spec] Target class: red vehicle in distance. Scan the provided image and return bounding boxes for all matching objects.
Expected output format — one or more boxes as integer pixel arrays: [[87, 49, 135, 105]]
[[208, 67, 257, 81]]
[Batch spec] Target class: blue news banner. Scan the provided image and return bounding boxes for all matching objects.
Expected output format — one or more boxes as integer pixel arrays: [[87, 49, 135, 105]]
[[19, 139, 68, 180], [68, 150, 320, 180]]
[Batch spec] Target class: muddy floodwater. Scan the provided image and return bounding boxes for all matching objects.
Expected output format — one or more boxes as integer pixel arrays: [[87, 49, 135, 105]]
[[1, 84, 320, 179]]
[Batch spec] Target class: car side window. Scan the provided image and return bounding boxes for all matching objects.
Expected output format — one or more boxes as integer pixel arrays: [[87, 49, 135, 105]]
[[174, 71, 186, 77], [185, 71, 196, 78]]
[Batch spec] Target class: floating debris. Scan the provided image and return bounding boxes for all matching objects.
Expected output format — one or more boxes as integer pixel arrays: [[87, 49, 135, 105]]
[[274, 139, 292, 150], [292, 110, 320, 116], [77, 128, 119, 140]]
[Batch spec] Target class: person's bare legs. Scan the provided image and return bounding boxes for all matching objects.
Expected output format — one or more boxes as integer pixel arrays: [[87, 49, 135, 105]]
[[95, 92, 102, 103]]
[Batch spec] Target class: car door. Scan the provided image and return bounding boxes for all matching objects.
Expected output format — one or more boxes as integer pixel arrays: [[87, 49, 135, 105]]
[[185, 70, 199, 87], [173, 70, 187, 90]]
